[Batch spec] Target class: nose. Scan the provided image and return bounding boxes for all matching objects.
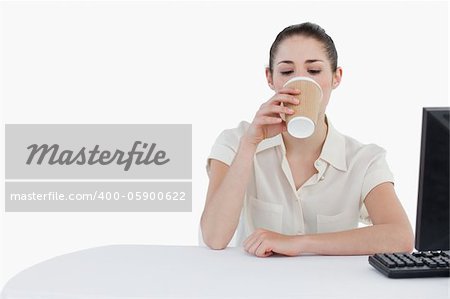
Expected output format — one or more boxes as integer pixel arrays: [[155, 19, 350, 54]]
[[296, 70, 313, 79], [293, 70, 310, 78]]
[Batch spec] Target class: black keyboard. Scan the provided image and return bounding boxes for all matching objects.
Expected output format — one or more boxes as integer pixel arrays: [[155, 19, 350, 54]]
[[369, 251, 450, 278]]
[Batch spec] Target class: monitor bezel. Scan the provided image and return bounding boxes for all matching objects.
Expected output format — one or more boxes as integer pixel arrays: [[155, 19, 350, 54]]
[[415, 107, 450, 251]]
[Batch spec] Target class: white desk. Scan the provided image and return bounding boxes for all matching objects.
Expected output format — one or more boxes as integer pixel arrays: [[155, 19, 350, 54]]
[[1, 245, 449, 298]]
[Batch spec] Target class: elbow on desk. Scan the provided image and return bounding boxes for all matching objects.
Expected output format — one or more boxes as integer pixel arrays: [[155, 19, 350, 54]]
[[205, 240, 228, 250], [200, 219, 231, 250], [387, 225, 415, 253], [401, 224, 415, 253], [388, 236, 414, 254], [403, 243, 415, 254], [399, 231, 415, 253], [202, 231, 229, 250]]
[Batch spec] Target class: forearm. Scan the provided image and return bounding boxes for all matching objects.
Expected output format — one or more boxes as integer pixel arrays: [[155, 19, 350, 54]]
[[295, 224, 414, 256], [201, 137, 257, 249]]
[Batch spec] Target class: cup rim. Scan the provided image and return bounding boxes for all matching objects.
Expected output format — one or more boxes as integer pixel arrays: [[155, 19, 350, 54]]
[[283, 76, 323, 99]]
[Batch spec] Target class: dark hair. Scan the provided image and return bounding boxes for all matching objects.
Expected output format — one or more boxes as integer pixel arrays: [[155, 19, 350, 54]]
[[269, 22, 338, 73]]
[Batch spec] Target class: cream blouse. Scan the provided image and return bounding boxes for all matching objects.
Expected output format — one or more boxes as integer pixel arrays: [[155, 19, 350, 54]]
[[203, 118, 394, 247]]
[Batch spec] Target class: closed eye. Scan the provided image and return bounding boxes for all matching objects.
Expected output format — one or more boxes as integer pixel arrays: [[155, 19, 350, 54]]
[[280, 71, 294, 75]]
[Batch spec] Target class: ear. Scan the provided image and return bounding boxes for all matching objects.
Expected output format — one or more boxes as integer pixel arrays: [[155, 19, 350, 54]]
[[332, 67, 343, 89], [265, 67, 275, 90]]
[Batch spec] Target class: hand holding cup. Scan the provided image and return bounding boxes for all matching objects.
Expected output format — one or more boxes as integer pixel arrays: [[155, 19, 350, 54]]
[[282, 77, 323, 138]]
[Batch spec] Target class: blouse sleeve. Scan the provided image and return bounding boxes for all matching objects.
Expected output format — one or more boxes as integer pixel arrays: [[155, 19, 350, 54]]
[[205, 121, 250, 177], [359, 146, 395, 224]]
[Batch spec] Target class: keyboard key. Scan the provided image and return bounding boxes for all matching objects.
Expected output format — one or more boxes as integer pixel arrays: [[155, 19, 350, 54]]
[[414, 259, 425, 267], [389, 258, 406, 267], [397, 254, 415, 265], [423, 258, 437, 268], [404, 260, 415, 267], [403, 253, 417, 260], [374, 254, 396, 268]]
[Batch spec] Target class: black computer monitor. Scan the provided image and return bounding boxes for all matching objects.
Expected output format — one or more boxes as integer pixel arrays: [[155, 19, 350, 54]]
[[415, 107, 450, 251]]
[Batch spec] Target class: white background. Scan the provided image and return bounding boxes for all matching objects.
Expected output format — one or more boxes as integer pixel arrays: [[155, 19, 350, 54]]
[[0, 0, 448, 290]]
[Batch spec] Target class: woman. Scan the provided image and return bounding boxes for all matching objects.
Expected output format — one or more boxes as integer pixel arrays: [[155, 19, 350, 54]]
[[200, 22, 414, 257]]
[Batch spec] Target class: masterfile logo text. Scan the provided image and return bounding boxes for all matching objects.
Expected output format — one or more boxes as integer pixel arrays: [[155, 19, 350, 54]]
[[26, 141, 170, 171]]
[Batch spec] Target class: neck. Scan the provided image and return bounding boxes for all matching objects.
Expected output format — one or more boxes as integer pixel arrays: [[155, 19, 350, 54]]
[[282, 114, 328, 160]]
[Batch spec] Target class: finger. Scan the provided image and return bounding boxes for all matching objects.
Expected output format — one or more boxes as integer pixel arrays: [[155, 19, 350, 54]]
[[242, 234, 253, 249], [245, 232, 263, 254], [270, 94, 300, 106], [248, 238, 263, 255], [254, 116, 282, 126], [255, 240, 270, 257], [264, 251, 274, 257], [244, 229, 266, 252], [244, 238, 255, 253], [278, 87, 301, 95], [243, 233, 258, 251], [258, 104, 294, 117]]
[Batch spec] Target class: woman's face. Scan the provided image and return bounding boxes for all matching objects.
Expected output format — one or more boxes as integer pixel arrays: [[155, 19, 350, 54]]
[[266, 35, 342, 116]]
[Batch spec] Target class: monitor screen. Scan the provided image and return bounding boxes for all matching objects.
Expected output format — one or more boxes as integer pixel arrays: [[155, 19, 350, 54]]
[[415, 107, 450, 251]]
